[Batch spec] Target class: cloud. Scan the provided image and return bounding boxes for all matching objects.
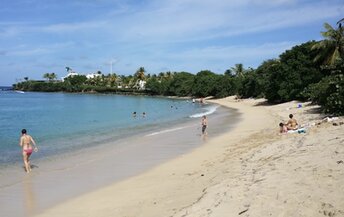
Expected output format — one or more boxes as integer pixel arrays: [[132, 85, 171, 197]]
[[2, 42, 76, 57], [111, 0, 342, 43], [109, 41, 298, 75], [0, 0, 341, 45], [1, 0, 343, 85], [171, 42, 295, 61], [42, 21, 108, 33]]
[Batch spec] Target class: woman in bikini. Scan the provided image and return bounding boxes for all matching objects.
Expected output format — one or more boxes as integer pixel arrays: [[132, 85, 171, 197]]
[[19, 129, 38, 173]]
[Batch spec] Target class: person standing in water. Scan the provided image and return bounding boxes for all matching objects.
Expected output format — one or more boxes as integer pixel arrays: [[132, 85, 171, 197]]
[[19, 129, 38, 173], [201, 115, 208, 135]]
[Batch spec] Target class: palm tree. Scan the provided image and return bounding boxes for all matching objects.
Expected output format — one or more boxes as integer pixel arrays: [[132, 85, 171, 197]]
[[43, 73, 50, 81], [50, 73, 57, 81], [224, 69, 232, 76], [43, 73, 57, 82], [312, 22, 344, 65], [108, 73, 117, 87], [337, 18, 344, 27], [66, 67, 71, 73], [166, 71, 173, 79], [135, 67, 146, 80], [230, 63, 246, 77], [158, 72, 165, 80]]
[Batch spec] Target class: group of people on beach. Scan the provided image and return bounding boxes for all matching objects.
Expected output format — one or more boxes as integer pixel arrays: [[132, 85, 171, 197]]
[[279, 114, 299, 133]]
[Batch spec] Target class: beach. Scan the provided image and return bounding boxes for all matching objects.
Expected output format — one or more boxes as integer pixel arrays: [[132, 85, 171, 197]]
[[32, 97, 344, 217], [0, 93, 240, 217]]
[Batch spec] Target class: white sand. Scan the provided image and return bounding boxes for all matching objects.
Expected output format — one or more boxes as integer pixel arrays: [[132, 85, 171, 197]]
[[35, 97, 344, 217]]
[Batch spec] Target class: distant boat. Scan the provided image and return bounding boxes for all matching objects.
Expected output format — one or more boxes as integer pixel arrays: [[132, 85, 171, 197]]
[[15, 90, 25, 94]]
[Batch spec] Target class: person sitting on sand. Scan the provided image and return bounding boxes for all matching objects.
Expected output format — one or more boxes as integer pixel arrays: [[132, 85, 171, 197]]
[[286, 114, 298, 130], [19, 129, 38, 173], [279, 122, 288, 134]]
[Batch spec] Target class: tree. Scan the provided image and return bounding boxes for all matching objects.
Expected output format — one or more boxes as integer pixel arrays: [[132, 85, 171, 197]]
[[135, 67, 146, 80], [50, 73, 57, 81], [43, 73, 57, 82], [312, 22, 344, 65], [107, 73, 117, 87], [64, 75, 87, 86], [237, 70, 263, 98], [259, 41, 322, 102], [158, 72, 165, 80], [168, 72, 194, 96], [305, 62, 344, 115], [192, 70, 218, 97], [224, 69, 234, 77], [230, 63, 246, 77], [213, 75, 236, 98], [43, 73, 50, 81], [66, 67, 72, 73]]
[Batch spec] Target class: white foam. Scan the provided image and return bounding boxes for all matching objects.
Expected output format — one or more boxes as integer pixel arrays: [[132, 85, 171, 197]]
[[145, 126, 188, 137], [189, 105, 219, 118]]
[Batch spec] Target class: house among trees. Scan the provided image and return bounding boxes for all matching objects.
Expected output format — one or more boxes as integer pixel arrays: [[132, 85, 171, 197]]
[[62, 67, 78, 81], [86, 72, 102, 79]]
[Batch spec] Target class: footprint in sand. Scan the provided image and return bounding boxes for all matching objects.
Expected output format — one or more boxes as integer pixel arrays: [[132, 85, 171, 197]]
[[319, 202, 344, 216]]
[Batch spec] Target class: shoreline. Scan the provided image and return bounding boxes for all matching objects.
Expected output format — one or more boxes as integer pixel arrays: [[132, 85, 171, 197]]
[[34, 97, 277, 216], [0, 101, 239, 217], [0, 92, 216, 167], [35, 97, 344, 217]]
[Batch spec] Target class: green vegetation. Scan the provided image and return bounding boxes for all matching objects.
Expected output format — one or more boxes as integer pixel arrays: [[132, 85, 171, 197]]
[[14, 20, 344, 115]]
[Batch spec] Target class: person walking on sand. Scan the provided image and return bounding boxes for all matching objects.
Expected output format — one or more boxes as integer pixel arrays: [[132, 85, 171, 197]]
[[286, 114, 299, 130], [201, 115, 208, 135], [19, 129, 38, 173]]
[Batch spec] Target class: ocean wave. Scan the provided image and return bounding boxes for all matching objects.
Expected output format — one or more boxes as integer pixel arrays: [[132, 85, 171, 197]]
[[189, 105, 219, 118], [145, 126, 188, 137]]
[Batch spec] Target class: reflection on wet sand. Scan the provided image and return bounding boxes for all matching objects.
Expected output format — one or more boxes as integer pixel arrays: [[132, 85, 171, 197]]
[[23, 175, 37, 217]]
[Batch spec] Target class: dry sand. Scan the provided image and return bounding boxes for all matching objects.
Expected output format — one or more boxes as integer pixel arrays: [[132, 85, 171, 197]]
[[35, 97, 344, 217]]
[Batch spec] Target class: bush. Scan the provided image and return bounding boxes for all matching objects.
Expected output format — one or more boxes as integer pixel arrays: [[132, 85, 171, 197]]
[[305, 63, 344, 115]]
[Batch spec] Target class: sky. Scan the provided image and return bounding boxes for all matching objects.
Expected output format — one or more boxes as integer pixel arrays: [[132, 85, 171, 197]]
[[0, 0, 343, 86]]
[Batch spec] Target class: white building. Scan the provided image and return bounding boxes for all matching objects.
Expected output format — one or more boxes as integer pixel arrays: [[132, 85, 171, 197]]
[[61, 72, 79, 81], [86, 73, 102, 79], [139, 80, 146, 90]]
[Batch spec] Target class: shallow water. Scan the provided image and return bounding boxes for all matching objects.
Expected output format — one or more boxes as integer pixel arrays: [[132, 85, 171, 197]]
[[0, 92, 219, 165], [0, 92, 240, 217]]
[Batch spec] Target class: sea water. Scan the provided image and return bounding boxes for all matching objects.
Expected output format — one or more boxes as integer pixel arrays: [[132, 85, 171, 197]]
[[0, 91, 241, 217], [0, 91, 228, 166]]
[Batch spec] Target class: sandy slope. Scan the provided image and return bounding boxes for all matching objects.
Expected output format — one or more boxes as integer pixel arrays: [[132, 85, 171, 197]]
[[35, 97, 344, 217]]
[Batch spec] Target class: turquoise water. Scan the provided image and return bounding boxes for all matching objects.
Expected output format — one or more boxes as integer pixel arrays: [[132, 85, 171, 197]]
[[0, 91, 217, 165]]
